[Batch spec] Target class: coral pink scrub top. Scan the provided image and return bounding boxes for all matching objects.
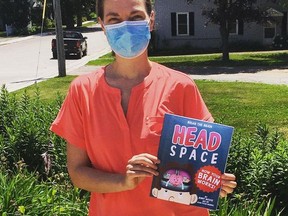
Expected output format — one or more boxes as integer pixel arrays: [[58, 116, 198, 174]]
[[51, 62, 212, 216]]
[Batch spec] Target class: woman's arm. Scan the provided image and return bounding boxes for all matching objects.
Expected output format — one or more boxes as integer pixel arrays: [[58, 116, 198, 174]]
[[66, 143, 160, 193]]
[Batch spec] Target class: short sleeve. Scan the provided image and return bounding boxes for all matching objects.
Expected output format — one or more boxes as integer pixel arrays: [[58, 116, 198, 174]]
[[183, 79, 214, 122], [50, 79, 86, 149]]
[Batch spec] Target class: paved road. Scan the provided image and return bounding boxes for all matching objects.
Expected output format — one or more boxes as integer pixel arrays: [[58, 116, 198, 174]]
[[0, 25, 111, 92], [1, 31, 287, 89]]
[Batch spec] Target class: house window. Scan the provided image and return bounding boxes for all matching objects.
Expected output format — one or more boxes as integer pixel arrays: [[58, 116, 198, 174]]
[[177, 13, 189, 36], [171, 12, 195, 36], [228, 19, 244, 35], [229, 20, 238, 35], [264, 25, 276, 39]]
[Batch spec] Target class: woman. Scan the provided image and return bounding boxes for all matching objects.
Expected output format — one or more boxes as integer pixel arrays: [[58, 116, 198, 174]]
[[50, 0, 237, 215]]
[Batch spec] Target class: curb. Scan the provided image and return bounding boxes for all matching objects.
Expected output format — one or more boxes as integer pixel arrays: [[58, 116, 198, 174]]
[[0, 32, 55, 46], [0, 35, 34, 46]]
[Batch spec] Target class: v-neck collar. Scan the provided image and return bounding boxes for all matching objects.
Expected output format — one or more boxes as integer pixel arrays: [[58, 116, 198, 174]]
[[100, 63, 156, 94]]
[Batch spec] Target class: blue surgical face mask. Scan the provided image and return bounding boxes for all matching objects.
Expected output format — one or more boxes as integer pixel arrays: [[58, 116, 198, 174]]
[[104, 20, 151, 59]]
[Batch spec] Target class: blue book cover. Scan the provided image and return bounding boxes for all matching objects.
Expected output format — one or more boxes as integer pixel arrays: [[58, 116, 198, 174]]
[[150, 113, 234, 210]]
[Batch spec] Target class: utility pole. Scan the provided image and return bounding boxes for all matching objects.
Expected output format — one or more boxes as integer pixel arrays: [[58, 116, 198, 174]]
[[53, 0, 66, 77]]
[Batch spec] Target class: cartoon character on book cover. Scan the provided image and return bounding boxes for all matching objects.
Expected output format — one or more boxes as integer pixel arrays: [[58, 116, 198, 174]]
[[151, 162, 198, 205], [150, 113, 234, 210]]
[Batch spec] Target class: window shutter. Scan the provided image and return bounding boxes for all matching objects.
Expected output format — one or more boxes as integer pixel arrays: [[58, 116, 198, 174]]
[[282, 12, 287, 35], [189, 12, 195, 36], [171, 12, 176, 36], [238, 19, 244, 35]]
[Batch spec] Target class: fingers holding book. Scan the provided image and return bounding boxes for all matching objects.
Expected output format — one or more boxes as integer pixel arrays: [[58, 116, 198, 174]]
[[220, 173, 237, 198], [124, 153, 160, 190]]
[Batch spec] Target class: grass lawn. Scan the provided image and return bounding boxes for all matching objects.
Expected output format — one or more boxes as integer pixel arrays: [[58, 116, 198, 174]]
[[13, 74, 288, 138], [0, 31, 6, 37], [87, 51, 288, 67], [196, 81, 288, 137], [12, 76, 76, 102], [12, 51, 288, 137]]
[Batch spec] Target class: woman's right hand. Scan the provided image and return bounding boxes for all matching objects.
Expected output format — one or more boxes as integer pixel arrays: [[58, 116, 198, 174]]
[[67, 144, 160, 193], [125, 153, 160, 190]]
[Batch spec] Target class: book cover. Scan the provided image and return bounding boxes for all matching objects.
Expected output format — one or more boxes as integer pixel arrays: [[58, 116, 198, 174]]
[[150, 113, 234, 210]]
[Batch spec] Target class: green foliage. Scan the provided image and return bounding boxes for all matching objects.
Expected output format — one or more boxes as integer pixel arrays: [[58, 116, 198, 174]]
[[211, 197, 283, 216], [0, 168, 89, 215], [279, 0, 288, 9], [61, 0, 96, 28], [2, 78, 288, 214], [14, 25, 39, 36], [273, 35, 288, 50], [12, 75, 76, 103], [185, 0, 269, 60], [0, 86, 66, 179], [45, 18, 55, 29], [226, 123, 288, 214], [0, 85, 89, 214], [196, 0, 263, 24], [89, 12, 97, 19], [0, 0, 30, 30]]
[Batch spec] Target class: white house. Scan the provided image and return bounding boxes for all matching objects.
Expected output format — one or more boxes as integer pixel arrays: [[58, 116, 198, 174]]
[[153, 0, 288, 51]]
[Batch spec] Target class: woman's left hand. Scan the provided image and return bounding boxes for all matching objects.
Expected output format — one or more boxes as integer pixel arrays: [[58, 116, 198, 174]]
[[220, 173, 237, 198]]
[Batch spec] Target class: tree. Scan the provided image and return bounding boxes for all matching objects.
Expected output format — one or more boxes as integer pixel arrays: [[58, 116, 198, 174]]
[[0, 0, 95, 32], [280, 0, 288, 8], [0, 0, 31, 33], [31, 0, 55, 29], [60, 0, 95, 29], [0, 0, 15, 26], [187, 0, 265, 61]]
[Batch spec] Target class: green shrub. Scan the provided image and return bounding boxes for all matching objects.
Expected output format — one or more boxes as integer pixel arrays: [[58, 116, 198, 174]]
[[45, 18, 55, 29], [0, 86, 66, 179], [226, 123, 288, 214], [273, 35, 288, 50], [0, 167, 89, 215], [89, 12, 97, 19], [1, 85, 288, 214], [13, 26, 38, 36], [211, 197, 283, 216]]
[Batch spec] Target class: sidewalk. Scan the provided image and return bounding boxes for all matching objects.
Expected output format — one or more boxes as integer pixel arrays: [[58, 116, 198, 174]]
[[0, 21, 97, 46], [0, 30, 57, 46], [69, 65, 288, 85], [0, 35, 35, 46]]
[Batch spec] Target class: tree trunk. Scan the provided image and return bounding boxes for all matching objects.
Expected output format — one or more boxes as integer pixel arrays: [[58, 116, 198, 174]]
[[220, 22, 230, 62], [76, 0, 82, 27], [66, 17, 75, 29], [63, 1, 75, 29], [77, 13, 82, 27]]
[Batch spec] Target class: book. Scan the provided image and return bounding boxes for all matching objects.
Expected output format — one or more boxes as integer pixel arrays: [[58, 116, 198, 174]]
[[150, 113, 234, 210]]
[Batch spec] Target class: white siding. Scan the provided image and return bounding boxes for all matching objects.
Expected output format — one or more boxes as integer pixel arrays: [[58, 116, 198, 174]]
[[154, 0, 288, 51]]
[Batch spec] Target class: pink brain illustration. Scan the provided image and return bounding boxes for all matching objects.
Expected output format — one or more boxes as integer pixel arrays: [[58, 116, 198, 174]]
[[165, 170, 191, 187]]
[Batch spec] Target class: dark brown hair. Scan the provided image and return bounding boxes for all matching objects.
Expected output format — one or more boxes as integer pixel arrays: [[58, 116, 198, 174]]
[[96, 0, 153, 20]]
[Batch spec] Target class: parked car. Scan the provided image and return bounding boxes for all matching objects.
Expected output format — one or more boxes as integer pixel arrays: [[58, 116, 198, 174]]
[[51, 31, 88, 59]]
